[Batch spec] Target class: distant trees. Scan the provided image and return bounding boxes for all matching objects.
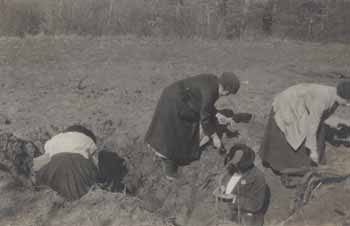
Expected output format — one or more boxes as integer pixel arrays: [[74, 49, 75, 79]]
[[0, 0, 349, 42]]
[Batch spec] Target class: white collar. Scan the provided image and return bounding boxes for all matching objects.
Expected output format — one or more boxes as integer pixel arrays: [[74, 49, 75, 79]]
[[225, 173, 242, 194]]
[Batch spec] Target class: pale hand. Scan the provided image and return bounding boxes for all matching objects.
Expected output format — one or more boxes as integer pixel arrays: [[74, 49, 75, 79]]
[[310, 151, 319, 164], [212, 133, 222, 149], [231, 194, 237, 204], [216, 113, 232, 125], [200, 135, 210, 147]]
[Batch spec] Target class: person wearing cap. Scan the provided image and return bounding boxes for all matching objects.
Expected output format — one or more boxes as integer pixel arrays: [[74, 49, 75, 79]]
[[145, 72, 240, 180], [34, 125, 100, 200], [213, 144, 268, 226], [259, 82, 350, 178]]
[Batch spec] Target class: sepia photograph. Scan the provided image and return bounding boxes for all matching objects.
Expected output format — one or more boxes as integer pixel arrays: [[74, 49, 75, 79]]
[[1, 0, 350, 226]]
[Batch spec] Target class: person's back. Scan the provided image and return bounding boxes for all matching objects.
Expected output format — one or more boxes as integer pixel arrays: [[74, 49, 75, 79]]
[[44, 131, 97, 160], [259, 81, 350, 184], [275, 84, 337, 153], [64, 124, 97, 143], [273, 84, 335, 121]]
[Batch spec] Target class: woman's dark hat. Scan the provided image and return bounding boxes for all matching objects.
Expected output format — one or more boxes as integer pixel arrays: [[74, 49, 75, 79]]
[[219, 72, 240, 94], [224, 144, 255, 172]]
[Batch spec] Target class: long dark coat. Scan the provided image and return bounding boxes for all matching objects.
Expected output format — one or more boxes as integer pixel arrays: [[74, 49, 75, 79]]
[[145, 74, 219, 165]]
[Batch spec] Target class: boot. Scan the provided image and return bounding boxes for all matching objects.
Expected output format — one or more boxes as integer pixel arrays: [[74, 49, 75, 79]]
[[161, 158, 178, 181]]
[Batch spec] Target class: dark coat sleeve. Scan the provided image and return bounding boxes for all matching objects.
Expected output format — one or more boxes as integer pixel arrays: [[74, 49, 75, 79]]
[[199, 86, 219, 136], [180, 74, 219, 136]]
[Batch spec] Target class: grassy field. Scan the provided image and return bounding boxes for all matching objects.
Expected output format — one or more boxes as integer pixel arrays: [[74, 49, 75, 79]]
[[1, 35, 350, 226]]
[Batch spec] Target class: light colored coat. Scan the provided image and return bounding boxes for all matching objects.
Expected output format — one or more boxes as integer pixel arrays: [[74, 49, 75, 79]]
[[44, 131, 97, 159], [273, 83, 337, 152], [33, 132, 97, 172]]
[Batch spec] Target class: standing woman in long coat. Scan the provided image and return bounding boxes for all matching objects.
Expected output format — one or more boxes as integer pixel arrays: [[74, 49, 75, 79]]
[[145, 72, 240, 180], [259, 82, 350, 180]]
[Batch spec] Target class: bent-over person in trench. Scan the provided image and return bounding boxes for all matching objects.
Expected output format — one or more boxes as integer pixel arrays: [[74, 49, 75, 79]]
[[145, 72, 241, 181], [33, 125, 100, 200], [259, 81, 350, 186], [213, 144, 269, 226], [1, 125, 129, 201]]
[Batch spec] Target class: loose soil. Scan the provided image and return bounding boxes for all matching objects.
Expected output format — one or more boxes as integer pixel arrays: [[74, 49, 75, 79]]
[[1, 35, 350, 226]]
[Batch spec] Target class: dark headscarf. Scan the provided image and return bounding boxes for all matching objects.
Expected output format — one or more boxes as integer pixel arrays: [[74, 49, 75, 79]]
[[337, 81, 350, 100], [225, 143, 255, 173], [219, 72, 240, 94]]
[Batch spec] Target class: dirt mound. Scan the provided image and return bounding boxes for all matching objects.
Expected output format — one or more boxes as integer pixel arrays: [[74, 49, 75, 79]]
[[0, 173, 170, 226]]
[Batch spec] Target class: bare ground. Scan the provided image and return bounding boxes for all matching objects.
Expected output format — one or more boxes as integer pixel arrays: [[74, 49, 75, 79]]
[[1, 35, 350, 226]]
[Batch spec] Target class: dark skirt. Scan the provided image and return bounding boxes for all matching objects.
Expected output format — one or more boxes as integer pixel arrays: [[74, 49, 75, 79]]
[[145, 83, 200, 166], [36, 153, 98, 200], [259, 110, 326, 174]]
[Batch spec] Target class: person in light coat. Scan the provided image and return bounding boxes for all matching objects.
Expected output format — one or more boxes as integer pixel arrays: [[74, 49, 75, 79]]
[[259, 82, 350, 177]]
